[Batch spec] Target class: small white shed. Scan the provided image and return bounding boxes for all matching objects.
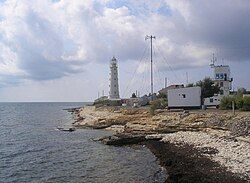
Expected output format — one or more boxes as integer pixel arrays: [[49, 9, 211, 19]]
[[168, 86, 201, 108], [204, 95, 221, 107]]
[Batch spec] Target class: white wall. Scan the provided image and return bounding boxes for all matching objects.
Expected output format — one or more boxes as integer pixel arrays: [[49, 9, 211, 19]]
[[168, 87, 201, 107], [204, 95, 222, 106], [214, 65, 232, 96]]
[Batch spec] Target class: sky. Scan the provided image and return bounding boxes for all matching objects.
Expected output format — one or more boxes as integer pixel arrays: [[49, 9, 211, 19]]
[[0, 0, 250, 102]]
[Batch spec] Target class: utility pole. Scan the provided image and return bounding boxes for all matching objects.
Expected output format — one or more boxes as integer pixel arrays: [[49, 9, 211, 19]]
[[186, 72, 189, 85], [145, 35, 156, 100]]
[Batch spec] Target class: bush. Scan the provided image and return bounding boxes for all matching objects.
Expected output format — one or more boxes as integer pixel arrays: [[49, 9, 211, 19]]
[[157, 92, 167, 99], [150, 98, 168, 115], [220, 96, 250, 111], [235, 97, 244, 109], [242, 97, 250, 111], [219, 96, 235, 110], [94, 99, 122, 107], [94, 99, 109, 107]]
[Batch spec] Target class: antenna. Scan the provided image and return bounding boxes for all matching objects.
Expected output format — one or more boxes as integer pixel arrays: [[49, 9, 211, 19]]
[[145, 35, 156, 100], [186, 72, 189, 85], [210, 53, 217, 68], [165, 77, 167, 88]]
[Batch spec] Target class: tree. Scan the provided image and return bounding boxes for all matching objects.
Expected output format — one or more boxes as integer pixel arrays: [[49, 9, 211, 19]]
[[157, 92, 167, 99], [196, 77, 220, 99], [131, 93, 137, 98], [237, 87, 247, 96], [186, 83, 194, 87]]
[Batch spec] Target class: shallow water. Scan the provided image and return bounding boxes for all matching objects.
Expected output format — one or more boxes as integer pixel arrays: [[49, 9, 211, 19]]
[[0, 102, 166, 183]]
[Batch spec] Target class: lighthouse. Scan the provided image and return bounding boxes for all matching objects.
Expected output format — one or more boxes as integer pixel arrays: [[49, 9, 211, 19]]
[[109, 57, 120, 99]]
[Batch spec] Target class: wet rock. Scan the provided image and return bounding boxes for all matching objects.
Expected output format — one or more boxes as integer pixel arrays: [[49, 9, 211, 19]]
[[100, 134, 147, 146]]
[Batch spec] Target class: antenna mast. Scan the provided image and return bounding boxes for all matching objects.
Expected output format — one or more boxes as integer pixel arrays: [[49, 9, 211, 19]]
[[165, 77, 167, 88], [145, 35, 156, 100], [210, 53, 217, 68]]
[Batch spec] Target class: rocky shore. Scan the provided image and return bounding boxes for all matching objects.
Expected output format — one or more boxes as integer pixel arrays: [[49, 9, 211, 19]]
[[69, 106, 250, 182]]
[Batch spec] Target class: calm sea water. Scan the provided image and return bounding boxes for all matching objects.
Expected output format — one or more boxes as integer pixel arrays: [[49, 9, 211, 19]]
[[0, 102, 166, 183]]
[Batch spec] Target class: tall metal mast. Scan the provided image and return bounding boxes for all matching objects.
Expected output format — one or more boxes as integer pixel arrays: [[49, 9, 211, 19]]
[[145, 35, 156, 99]]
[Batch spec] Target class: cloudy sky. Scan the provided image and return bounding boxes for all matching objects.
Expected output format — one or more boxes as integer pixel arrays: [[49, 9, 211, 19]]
[[0, 0, 250, 102]]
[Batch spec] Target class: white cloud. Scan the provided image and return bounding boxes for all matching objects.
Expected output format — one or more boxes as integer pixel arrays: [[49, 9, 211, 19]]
[[0, 0, 250, 100]]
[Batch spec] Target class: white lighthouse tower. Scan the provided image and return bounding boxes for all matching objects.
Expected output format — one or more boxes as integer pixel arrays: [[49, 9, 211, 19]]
[[109, 57, 120, 99]]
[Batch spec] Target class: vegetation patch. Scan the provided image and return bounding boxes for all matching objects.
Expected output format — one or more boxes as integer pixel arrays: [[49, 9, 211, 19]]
[[150, 98, 168, 115], [220, 96, 250, 111]]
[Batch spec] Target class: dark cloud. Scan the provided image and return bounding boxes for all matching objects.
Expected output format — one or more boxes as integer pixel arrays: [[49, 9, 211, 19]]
[[181, 1, 250, 61]]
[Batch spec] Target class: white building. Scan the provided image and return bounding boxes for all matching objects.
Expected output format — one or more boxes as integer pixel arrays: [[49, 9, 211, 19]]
[[204, 95, 221, 107], [213, 65, 233, 96], [168, 86, 201, 108], [204, 61, 233, 107], [109, 57, 120, 99]]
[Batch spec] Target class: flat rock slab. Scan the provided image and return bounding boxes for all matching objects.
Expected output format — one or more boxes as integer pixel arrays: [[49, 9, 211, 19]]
[[98, 134, 162, 146]]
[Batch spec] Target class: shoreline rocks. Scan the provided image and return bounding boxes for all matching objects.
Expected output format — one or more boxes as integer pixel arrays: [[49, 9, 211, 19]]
[[144, 140, 247, 183], [69, 106, 250, 182], [157, 131, 250, 180]]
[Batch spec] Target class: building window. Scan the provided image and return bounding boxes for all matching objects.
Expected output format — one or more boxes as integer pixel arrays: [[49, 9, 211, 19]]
[[224, 73, 227, 81], [220, 73, 224, 79], [215, 74, 220, 79], [220, 82, 223, 87], [210, 98, 213, 103], [114, 92, 116, 94], [182, 94, 186, 98], [220, 90, 224, 95], [114, 85, 116, 87]]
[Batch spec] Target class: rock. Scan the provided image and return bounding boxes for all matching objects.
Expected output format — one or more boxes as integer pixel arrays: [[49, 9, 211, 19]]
[[230, 120, 250, 136], [155, 109, 166, 114], [205, 117, 225, 127], [105, 125, 125, 133], [100, 134, 147, 145], [98, 118, 106, 122], [169, 109, 184, 112]]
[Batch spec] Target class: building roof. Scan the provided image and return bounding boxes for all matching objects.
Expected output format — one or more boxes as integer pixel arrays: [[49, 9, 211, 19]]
[[158, 84, 184, 94]]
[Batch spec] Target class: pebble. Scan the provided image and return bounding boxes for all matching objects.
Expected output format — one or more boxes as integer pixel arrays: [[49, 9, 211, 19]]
[[154, 131, 250, 179]]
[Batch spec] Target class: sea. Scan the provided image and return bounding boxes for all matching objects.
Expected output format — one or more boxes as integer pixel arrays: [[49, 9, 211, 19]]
[[0, 102, 166, 183]]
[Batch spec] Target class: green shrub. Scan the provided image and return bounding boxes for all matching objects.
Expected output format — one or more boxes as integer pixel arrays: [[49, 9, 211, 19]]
[[242, 97, 250, 111], [220, 96, 250, 111], [94, 99, 121, 107], [150, 98, 168, 115], [235, 96, 244, 109], [219, 96, 235, 110], [94, 99, 109, 107]]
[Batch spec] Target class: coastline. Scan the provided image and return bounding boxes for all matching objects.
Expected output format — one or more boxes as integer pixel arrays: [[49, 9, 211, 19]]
[[143, 140, 246, 183], [69, 106, 250, 182]]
